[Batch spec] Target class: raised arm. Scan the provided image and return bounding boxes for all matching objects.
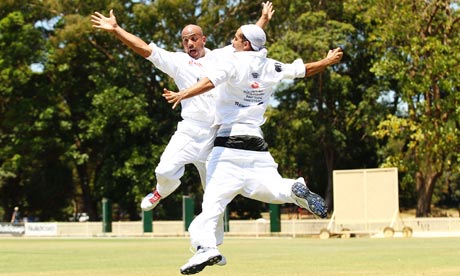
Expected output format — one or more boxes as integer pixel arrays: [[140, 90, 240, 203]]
[[163, 78, 216, 109], [255, 2, 275, 29], [91, 9, 152, 58], [305, 47, 343, 77]]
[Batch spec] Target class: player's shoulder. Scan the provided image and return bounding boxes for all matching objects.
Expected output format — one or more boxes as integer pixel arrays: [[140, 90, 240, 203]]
[[150, 42, 189, 57], [206, 45, 234, 58], [201, 46, 237, 68]]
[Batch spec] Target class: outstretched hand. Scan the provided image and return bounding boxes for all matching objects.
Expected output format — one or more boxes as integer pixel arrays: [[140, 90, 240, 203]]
[[91, 9, 117, 31], [261, 2, 275, 21], [327, 48, 344, 65], [162, 88, 183, 109]]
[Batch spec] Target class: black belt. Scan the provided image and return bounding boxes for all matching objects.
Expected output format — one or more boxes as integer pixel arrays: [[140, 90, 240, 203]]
[[214, 135, 268, 152]]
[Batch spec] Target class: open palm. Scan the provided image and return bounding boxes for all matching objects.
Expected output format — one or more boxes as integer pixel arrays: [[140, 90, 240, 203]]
[[91, 9, 117, 31]]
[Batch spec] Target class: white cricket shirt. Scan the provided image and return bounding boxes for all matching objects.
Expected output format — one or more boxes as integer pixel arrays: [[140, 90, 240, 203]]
[[146, 42, 229, 125], [206, 50, 306, 137]]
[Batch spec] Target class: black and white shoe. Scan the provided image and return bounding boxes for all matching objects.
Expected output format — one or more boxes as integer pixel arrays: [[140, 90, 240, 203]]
[[180, 247, 223, 275], [291, 178, 328, 218]]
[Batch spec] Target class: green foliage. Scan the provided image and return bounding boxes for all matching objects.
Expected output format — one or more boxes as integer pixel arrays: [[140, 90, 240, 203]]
[[264, 1, 380, 211], [0, 1, 71, 221], [1, 0, 460, 221], [368, 0, 460, 215]]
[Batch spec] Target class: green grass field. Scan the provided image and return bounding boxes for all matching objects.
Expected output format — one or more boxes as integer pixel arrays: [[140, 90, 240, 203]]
[[1, 237, 459, 276]]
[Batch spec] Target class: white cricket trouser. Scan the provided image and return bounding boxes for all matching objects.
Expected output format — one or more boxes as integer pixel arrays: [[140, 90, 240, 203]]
[[153, 119, 225, 246], [154, 119, 216, 197], [189, 146, 297, 249]]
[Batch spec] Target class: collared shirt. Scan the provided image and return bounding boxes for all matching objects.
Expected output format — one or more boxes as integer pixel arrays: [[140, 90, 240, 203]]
[[146, 43, 233, 125], [206, 50, 306, 135]]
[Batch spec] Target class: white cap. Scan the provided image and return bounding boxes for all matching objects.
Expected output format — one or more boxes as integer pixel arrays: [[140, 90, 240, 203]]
[[241, 24, 266, 51]]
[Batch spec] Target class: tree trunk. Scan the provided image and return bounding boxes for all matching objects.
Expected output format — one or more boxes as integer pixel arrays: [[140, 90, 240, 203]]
[[324, 147, 334, 212], [415, 170, 440, 217], [325, 169, 333, 213], [76, 164, 97, 221]]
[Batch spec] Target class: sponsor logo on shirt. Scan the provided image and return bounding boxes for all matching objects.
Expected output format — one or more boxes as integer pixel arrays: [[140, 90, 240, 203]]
[[251, 82, 260, 89], [274, 62, 282, 72], [235, 101, 249, 107], [251, 72, 259, 78], [242, 88, 265, 104], [188, 59, 203, 66]]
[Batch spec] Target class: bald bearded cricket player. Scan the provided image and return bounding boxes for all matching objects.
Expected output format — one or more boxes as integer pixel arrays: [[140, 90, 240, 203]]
[[91, 4, 274, 264]]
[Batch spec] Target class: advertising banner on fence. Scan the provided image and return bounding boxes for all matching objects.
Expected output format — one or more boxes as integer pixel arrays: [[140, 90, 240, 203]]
[[25, 222, 58, 236], [0, 223, 25, 236]]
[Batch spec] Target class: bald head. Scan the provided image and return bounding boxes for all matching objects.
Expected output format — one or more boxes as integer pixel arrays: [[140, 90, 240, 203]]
[[181, 24, 204, 38], [181, 24, 207, 59]]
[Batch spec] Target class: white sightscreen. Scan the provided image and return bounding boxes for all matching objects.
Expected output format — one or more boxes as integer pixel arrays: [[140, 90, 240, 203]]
[[333, 168, 399, 223]]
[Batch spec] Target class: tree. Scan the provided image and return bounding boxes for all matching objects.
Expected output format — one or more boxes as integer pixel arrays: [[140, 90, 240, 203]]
[[0, 0, 297, 221], [262, 0, 382, 212], [46, 0, 182, 220], [369, 0, 460, 216], [6, 0, 457, 221], [0, 0, 85, 221]]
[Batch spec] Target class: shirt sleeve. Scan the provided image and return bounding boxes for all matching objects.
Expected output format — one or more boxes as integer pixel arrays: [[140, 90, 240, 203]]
[[280, 58, 306, 79], [204, 54, 237, 87], [145, 42, 179, 77]]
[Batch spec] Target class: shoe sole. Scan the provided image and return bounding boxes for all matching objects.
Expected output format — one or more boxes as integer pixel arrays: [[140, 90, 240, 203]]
[[140, 201, 156, 211], [140, 200, 156, 211], [292, 182, 327, 218], [180, 255, 222, 275], [215, 256, 227, 266]]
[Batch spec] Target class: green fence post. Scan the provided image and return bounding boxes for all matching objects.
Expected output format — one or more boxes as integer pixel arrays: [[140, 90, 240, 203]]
[[102, 198, 112, 233], [143, 210, 153, 233], [269, 204, 281, 232], [183, 196, 195, 231], [224, 207, 230, 232]]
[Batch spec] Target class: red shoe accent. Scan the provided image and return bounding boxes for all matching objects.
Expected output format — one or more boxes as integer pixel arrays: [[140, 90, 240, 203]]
[[149, 190, 161, 204]]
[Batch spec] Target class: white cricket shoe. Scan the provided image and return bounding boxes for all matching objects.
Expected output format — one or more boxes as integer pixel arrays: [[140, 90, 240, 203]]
[[291, 177, 328, 218], [140, 190, 161, 211], [180, 247, 222, 275]]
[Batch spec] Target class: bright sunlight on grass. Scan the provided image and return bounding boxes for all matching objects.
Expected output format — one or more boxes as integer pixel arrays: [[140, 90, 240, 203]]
[[1, 237, 459, 276]]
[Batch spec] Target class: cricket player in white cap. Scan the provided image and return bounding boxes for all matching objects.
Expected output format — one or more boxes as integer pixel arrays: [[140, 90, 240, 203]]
[[163, 24, 343, 275]]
